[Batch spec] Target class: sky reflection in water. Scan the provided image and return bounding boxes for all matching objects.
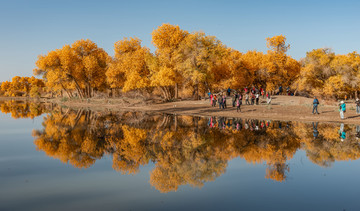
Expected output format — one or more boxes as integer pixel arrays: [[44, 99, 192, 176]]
[[1, 100, 360, 211]]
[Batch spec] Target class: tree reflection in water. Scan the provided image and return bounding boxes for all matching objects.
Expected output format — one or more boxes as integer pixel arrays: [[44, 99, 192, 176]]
[[2, 101, 360, 193], [0, 100, 47, 119]]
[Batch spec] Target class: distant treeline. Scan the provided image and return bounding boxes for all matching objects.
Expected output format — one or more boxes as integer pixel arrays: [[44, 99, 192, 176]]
[[1, 23, 359, 100]]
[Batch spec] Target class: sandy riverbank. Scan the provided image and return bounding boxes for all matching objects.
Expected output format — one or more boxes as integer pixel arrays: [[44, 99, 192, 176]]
[[26, 95, 359, 124]]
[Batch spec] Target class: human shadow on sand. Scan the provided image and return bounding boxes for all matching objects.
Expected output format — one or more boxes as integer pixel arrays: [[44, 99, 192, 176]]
[[346, 115, 360, 119]]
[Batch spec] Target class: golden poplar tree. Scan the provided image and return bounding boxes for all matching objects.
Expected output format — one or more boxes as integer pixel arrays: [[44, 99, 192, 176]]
[[263, 35, 300, 91], [34, 39, 110, 98], [106, 37, 151, 93], [150, 23, 189, 100]]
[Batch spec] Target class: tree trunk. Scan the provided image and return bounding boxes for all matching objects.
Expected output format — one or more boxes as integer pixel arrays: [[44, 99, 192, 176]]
[[72, 78, 84, 99], [175, 83, 179, 99], [75, 86, 83, 99], [160, 86, 168, 101], [195, 84, 199, 100], [165, 87, 170, 101], [87, 84, 91, 98], [60, 83, 72, 98]]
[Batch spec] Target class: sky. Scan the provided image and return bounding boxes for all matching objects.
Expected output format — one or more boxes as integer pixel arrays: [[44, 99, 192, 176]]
[[0, 0, 360, 81]]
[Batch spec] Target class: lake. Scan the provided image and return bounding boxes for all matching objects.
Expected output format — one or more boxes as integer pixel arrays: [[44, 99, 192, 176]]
[[1, 100, 360, 211]]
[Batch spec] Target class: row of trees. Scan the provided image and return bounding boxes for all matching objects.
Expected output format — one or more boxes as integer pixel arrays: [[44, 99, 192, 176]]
[[0, 76, 44, 97], [1, 23, 359, 100], [30, 24, 301, 100], [293, 49, 360, 99]]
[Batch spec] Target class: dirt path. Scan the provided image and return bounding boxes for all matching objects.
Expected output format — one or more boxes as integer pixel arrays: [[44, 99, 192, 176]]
[[51, 95, 360, 124]]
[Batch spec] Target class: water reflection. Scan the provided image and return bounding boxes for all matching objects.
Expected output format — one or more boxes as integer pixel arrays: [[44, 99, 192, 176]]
[[2, 101, 360, 193], [0, 100, 47, 119]]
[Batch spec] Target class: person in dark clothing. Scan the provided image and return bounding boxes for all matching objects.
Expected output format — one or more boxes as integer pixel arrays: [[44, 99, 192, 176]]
[[312, 96, 320, 114], [227, 87, 231, 96], [238, 93, 243, 103], [232, 93, 238, 107], [223, 95, 227, 109], [251, 93, 255, 105], [218, 95, 222, 109], [356, 98, 360, 114]]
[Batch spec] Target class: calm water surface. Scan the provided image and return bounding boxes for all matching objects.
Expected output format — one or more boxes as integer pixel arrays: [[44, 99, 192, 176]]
[[1, 101, 360, 211]]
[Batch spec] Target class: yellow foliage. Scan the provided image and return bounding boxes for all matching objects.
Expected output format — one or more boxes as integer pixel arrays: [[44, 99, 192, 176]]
[[106, 37, 150, 92], [34, 39, 110, 98]]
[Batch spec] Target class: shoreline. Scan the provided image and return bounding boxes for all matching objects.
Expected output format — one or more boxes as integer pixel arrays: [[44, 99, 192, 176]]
[[1, 96, 359, 124]]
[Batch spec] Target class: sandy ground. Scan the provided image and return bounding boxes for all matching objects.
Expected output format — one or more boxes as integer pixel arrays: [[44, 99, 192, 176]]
[[34, 95, 360, 124]]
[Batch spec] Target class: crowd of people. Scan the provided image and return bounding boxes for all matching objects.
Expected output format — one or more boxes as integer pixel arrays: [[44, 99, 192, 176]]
[[209, 86, 272, 112], [207, 86, 360, 121]]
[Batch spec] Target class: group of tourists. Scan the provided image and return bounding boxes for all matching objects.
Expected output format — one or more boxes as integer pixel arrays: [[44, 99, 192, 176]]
[[209, 87, 360, 121], [209, 86, 272, 112], [209, 94, 228, 109]]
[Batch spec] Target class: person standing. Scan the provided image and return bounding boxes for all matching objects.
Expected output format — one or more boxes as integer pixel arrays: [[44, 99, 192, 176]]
[[251, 93, 255, 105], [218, 95, 222, 109], [245, 93, 250, 105], [227, 87, 231, 96], [312, 97, 320, 114], [213, 95, 217, 107], [255, 93, 260, 105], [222, 95, 227, 109], [236, 97, 242, 112], [339, 101, 346, 120], [356, 98, 360, 114], [266, 92, 271, 104], [261, 88, 265, 99], [232, 93, 237, 107], [210, 94, 213, 106]]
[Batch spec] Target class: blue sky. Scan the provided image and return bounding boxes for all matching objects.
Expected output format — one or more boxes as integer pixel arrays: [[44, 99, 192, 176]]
[[0, 0, 360, 81]]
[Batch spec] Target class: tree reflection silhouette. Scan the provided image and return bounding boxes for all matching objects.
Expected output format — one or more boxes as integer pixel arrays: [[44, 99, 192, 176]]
[[2, 101, 360, 192]]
